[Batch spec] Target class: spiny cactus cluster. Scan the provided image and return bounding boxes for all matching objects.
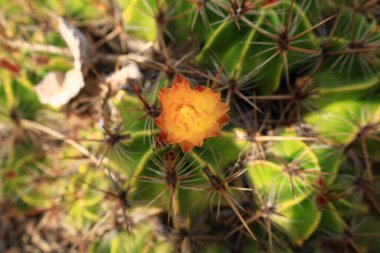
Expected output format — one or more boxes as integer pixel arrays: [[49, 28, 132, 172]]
[[0, 0, 380, 252]]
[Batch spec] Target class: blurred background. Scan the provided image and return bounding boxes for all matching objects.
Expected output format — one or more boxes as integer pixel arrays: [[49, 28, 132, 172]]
[[0, 0, 380, 252]]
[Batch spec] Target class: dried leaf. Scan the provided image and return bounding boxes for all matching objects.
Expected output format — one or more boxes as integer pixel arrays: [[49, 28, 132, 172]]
[[105, 62, 142, 87], [34, 69, 85, 107], [58, 17, 93, 69]]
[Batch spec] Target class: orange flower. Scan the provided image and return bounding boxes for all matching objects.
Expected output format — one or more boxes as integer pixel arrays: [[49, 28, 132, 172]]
[[155, 75, 230, 152]]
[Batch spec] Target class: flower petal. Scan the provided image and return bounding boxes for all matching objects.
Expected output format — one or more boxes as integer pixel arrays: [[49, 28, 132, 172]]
[[179, 140, 195, 152]]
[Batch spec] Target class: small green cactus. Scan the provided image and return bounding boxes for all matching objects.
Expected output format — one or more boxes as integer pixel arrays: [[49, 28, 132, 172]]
[[1, 0, 380, 252]]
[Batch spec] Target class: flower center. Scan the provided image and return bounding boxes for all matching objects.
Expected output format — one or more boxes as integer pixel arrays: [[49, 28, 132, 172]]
[[174, 104, 202, 131], [179, 104, 199, 119]]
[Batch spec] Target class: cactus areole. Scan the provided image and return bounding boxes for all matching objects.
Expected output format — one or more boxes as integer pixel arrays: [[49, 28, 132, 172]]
[[155, 74, 230, 152]]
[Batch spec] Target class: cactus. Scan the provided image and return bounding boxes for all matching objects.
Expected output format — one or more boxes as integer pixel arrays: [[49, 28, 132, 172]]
[[0, 0, 380, 252]]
